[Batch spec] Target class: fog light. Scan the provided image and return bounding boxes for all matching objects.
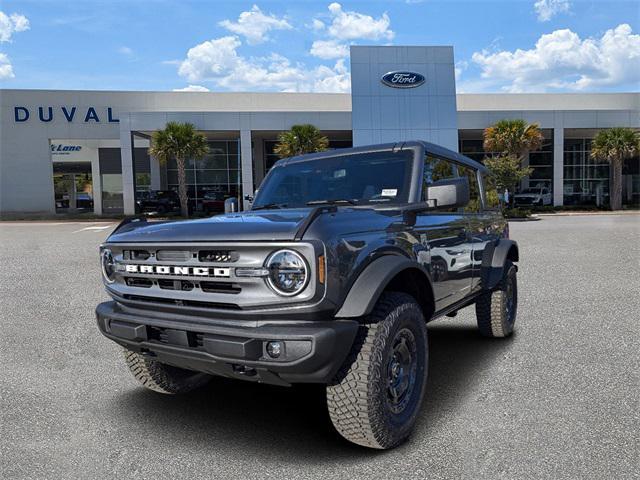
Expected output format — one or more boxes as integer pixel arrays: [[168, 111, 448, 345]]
[[266, 341, 282, 358]]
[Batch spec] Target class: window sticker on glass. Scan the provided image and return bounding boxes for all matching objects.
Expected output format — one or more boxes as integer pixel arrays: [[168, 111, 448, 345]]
[[333, 169, 346, 178], [382, 188, 397, 197]]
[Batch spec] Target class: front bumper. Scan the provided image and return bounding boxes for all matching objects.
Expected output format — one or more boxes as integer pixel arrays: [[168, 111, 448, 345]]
[[96, 301, 359, 386]]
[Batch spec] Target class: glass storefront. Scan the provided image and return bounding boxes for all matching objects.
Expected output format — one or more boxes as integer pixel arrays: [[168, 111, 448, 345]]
[[459, 130, 553, 192], [563, 138, 610, 206], [166, 140, 241, 209], [528, 133, 553, 190], [52, 162, 94, 213], [99, 148, 124, 214]]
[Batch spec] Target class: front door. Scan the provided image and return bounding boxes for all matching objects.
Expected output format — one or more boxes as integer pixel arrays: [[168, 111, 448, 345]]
[[417, 153, 475, 311], [415, 213, 472, 311]]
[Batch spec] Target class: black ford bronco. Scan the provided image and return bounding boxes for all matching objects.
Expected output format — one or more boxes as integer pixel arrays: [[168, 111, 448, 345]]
[[97, 141, 519, 449]]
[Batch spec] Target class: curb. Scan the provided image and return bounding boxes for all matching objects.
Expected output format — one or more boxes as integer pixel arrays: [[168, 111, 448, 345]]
[[533, 211, 640, 217]]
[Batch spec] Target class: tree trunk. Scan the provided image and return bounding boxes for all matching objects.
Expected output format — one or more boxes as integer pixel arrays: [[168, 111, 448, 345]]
[[176, 156, 189, 217], [610, 159, 623, 211]]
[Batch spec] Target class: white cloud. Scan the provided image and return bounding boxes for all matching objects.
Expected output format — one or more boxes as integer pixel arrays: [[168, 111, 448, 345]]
[[311, 19, 325, 31], [173, 85, 210, 92], [0, 11, 29, 42], [219, 5, 291, 45], [310, 39, 349, 59], [325, 3, 394, 41], [177, 35, 349, 92], [118, 46, 133, 56], [0, 52, 14, 79], [454, 60, 468, 81], [471, 24, 640, 92], [178, 36, 243, 82], [534, 0, 570, 22]]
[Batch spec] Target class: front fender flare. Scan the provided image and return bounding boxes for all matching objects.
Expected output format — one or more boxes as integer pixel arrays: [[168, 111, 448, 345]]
[[335, 255, 433, 318]]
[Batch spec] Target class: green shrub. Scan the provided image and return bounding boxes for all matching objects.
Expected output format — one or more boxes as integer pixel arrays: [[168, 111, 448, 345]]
[[503, 207, 532, 218]]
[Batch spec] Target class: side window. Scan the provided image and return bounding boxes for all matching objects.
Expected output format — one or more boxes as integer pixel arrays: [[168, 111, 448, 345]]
[[457, 165, 482, 213], [482, 172, 501, 209], [423, 155, 483, 213], [423, 155, 457, 192]]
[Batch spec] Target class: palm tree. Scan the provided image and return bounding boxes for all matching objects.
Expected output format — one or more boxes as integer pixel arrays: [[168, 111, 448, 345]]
[[590, 127, 640, 210], [148, 122, 209, 217], [483, 119, 544, 159], [483, 119, 544, 206], [274, 124, 329, 158]]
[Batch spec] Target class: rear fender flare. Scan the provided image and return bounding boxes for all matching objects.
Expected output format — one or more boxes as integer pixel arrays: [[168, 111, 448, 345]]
[[481, 239, 519, 290]]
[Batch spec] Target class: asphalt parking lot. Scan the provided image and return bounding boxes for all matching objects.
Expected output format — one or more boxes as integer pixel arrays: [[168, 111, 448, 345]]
[[1, 214, 638, 479]]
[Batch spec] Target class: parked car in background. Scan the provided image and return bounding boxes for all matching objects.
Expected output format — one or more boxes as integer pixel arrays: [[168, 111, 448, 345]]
[[55, 192, 93, 210], [76, 192, 94, 210], [137, 190, 181, 214], [514, 185, 552, 206], [201, 191, 230, 215]]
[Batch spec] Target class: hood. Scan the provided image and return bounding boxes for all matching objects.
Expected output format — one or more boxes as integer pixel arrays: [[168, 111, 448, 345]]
[[107, 209, 312, 243]]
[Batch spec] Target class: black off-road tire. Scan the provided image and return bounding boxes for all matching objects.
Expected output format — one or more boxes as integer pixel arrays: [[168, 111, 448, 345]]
[[123, 350, 211, 394], [326, 292, 429, 449], [476, 260, 518, 338]]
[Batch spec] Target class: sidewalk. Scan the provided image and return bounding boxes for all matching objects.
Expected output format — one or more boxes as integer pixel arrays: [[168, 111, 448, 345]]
[[534, 210, 640, 217]]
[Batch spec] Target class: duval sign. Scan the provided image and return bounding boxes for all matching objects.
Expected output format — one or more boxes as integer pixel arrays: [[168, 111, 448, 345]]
[[14, 106, 119, 123], [381, 71, 426, 89]]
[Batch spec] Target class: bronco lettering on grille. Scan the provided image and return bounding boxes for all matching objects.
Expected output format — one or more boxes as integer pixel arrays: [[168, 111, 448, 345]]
[[123, 264, 230, 277]]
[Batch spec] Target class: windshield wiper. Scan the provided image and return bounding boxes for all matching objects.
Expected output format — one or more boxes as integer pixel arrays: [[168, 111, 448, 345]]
[[252, 203, 287, 210], [306, 199, 358, 206]]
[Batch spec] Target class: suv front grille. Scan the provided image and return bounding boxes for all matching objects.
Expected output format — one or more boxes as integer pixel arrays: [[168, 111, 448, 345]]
[[156, 250, 191, 262], [123, 294, 241, 310], [158, 279, 195, 291], [125, 277, 153, 288], [107, 241, 318, 313], [200, 281, 241, 294], [198, 250, 237, 262]]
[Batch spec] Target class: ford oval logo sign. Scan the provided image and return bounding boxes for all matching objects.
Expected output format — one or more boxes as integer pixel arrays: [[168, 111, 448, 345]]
[[381, 71, 425, 89]]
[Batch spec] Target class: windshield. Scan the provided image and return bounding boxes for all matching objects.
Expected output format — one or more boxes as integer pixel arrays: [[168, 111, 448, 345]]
[[520, 188, 540, 194], [252, 150, 414, 209]]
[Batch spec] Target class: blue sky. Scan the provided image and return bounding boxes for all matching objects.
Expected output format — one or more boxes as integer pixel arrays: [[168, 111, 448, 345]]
[[0, 0, 638, 93]]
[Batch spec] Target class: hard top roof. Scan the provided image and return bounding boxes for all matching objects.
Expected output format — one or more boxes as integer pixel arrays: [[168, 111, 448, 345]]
[[273, 140, 489, 174]]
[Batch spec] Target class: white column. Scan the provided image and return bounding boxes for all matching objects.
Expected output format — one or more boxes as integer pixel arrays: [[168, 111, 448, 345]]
[[553, 125, 564, 207], [120, 117, 136, 215], [240, 129, 254, 210], [91, 149, 103, 215], [253, 137, 265, 188], [150, 155, 161, 190]]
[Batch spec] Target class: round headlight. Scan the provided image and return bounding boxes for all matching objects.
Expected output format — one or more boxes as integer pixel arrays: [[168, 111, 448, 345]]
[[101, 248, 116, 284], [265, 249, 308, 296]]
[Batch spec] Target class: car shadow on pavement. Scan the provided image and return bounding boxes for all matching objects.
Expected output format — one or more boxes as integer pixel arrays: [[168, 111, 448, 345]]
[[111, 322, 512, 459]]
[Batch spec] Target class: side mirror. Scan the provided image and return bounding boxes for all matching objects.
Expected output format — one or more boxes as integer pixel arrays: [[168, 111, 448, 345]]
[[426, 176, 470, 209], [224, 197, 239, 214]]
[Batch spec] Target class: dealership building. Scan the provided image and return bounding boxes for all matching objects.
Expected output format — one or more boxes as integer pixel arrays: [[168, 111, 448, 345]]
[[1, 46, 638, 216]]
